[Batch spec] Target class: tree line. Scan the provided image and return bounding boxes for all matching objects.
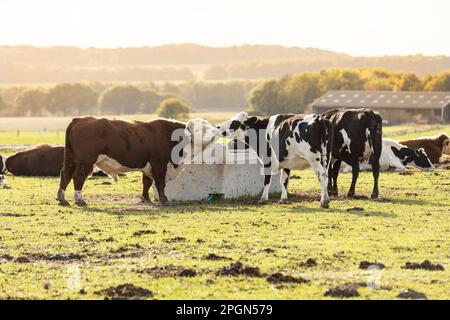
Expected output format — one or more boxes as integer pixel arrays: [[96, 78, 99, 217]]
[[0, 81, 255, 116]]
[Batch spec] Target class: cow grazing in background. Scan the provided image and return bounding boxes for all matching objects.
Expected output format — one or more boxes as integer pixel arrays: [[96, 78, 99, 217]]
[[57, 116, 219, 206], [341, 139, 433, 172], [322, 108, 383, 199], [3, 144, 64, 176], [400, 133, 450, 164], [217, 112, 333, 208]]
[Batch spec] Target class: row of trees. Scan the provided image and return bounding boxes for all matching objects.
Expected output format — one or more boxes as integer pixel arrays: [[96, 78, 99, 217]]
[[248, 69, 450, 115], [0, 81, 254, 116], [0, 84, 176, 116]]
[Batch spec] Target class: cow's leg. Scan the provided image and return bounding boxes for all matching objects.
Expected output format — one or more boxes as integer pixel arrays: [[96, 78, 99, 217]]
[[331, 160, 341, 196], [327, 162, 333, 194], [259, 174, 272, 204], [347, 160, 360, 198], [311, 161, 330, 208], [57, 155, 76, 206], [151, 163, 168, 205], [141, 174, 153, 204], [279, 168, 291, 204], [72, 162, 92, 206], [371, 159, 380, 199]]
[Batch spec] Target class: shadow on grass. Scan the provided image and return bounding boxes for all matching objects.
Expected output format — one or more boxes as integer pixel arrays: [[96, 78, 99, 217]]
[[76, 190, 436, 217], [288, 206, 398, 218]]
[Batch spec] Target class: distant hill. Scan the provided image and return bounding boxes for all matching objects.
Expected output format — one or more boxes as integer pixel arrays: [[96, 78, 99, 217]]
[[0, 44, 449, 83], [0, 44, 346, 66]]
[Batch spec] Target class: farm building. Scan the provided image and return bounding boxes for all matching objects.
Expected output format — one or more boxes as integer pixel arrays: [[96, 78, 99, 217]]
[[311, 91, 450, 124]]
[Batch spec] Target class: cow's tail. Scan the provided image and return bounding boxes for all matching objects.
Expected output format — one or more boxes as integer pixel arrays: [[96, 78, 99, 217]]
[[368, 112, 383, 167], [59, 118, 80, 191], [64, 118, 79, 162]]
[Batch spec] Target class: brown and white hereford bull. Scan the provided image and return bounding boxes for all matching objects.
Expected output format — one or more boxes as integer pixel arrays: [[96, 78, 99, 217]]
[[56, 117, 219, 206], [400, 133, 450, 164]]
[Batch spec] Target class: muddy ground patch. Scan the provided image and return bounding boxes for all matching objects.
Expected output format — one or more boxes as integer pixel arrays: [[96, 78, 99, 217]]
[[324, 286, 360, 298], [266, 273, 309, 284], [397, 289, 428, 300], [402, 260, 444, 271], [95, 283, 153, 300], [136, 265, 198, 278], [217, 262, 263, 277]]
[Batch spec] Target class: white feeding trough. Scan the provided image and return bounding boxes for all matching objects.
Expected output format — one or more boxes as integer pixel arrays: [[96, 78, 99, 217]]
[[154, 143, 281, 201]]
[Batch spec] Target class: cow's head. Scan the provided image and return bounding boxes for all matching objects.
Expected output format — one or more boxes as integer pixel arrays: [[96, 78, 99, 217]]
[[392, 147, 433, 170], [442, 135, 450, 155], [216, 112, 259, 140], [0, 156, 6, 174], [185, 118, 221, 149]]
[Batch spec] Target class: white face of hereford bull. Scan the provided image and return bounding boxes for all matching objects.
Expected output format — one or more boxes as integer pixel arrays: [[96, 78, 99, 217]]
[[185, 118, 221, 149]]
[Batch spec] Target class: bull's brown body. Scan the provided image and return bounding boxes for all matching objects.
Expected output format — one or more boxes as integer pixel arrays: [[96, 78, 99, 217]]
[[6, 144, 64, 176], [400, 133, 449, 164]]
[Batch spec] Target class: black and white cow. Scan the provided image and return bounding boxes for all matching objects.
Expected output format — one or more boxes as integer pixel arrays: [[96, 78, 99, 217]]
[[341, 139, 433, 172], [322, 108, 383, 199], [217, 112, 333, 208]]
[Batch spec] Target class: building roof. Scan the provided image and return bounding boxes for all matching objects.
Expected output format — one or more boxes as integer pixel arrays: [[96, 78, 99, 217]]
[[312, 91, 450, 110]]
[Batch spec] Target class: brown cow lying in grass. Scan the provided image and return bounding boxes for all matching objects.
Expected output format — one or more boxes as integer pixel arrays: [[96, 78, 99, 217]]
[[0, 144, 110, 178], [2, 144, 64, 176], [400, 133, 450, 164]]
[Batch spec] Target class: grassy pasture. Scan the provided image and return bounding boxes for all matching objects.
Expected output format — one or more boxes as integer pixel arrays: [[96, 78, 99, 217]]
[[0, 120, 449, 300]]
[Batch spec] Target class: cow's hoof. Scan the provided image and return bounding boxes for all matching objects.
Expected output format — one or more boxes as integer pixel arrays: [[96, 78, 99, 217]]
[[371, 193, 379, 199], [138, 198, 152, 205], [321, 201, 330, 209], [258, 199, 268, 205], [75, 200, 88, 207], [156, 201, 170, 207], [329, 190, 338, 197], [278, 199, 290, 204], [58, 199, 70, 206]]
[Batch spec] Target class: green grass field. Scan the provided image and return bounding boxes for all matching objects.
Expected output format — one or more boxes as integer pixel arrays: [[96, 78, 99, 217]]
[[0, 118, 449, 300]]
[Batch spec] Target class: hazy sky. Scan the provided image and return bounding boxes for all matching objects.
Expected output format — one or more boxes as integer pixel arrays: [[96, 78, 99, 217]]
[[0, 0, 448, 56]]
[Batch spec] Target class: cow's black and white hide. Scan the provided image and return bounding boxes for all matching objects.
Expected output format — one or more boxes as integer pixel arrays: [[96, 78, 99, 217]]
[[217, 112, 333, 208], [341, 139, 433, 172], [322, 108, 383, 199]]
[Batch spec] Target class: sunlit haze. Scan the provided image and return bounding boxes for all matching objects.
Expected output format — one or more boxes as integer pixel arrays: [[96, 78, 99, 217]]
[[0, 0, 449, 56]]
